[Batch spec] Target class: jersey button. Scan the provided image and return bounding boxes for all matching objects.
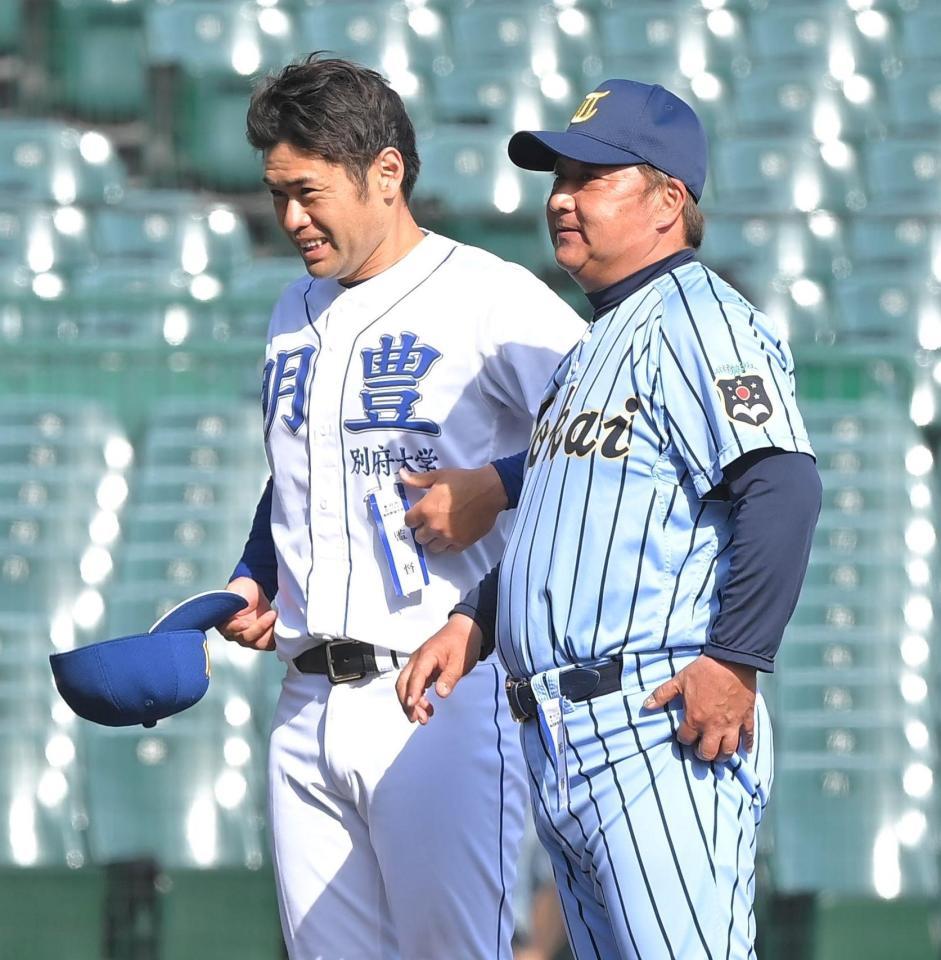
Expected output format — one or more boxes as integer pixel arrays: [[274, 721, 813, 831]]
[[319, 498, 328, 510]]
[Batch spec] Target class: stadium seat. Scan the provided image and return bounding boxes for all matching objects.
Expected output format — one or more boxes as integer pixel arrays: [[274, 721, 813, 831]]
[[0, 731, 88, 868], [431, 66, 575, 130], [0, 120, 125, 206], [415, 125, 546, 218], [46, 0, 148, 119], [146, 2, 294, 189], [596, 5, 681, 71], [69, 263, 230, 345], [0, 203, 96, 279], [91, 191, 252, 279], [830, 272, 927, 344], [886, 66, 941, 135], [899, 7, 941, 63], [847, 214, 937, 269], [82, 722, 265, 869], [770, 763, 939, 895], [864, 139, 941, 213], [711, 137, 865, 215], [731, 66, 886, 142]]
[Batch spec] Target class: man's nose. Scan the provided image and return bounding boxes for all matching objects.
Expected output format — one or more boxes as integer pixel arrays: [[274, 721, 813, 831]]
[[282, 198, 310, 232]]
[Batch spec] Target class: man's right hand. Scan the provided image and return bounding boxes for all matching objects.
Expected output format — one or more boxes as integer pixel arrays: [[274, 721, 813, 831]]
[[219, 577, 277, 651], [396, 614, 482, 724]]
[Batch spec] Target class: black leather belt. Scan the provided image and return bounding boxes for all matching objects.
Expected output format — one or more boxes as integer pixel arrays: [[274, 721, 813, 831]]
[[293, 639, 400, 684], [505, 657, 624, 722]]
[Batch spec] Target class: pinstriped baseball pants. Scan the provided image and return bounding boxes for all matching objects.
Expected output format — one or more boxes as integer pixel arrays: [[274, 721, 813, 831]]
[[521, 681, 773, 960]]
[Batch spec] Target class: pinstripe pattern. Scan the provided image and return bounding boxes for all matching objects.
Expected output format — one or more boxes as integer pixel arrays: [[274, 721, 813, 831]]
[[499, 260, 804, 957]]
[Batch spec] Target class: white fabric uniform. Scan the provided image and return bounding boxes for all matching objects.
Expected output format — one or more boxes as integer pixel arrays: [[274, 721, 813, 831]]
[[260, 231, 585, 960]]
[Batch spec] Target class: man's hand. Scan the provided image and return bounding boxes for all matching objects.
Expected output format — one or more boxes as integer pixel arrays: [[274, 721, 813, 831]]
[[401, 464, 508, 554], [218, 577, 277, 651], [643, 655, 757, 762], [395, 614, 482, 724]]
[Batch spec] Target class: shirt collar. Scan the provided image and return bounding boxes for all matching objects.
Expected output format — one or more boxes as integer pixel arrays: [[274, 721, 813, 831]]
[[586, 248, 696, 320]]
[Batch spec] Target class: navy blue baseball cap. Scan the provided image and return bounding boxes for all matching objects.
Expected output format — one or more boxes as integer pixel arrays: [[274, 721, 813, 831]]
[[508, 79, 708, 202], [49, 590, 248, 728]]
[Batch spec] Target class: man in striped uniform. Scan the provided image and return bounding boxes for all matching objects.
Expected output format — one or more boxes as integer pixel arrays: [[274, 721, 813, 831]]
[[399, 80, 822, 959]]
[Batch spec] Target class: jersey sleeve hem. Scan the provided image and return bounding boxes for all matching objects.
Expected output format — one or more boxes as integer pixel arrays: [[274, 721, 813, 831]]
[[703, 643, 775, 673], [690, 434, 815, 499]]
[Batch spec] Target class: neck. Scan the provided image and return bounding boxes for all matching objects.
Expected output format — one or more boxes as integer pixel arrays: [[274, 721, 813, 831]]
[[341, 208, 425, 285]]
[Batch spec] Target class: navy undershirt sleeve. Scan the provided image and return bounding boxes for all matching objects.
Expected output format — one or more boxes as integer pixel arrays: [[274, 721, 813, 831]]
[[491, 451, 527, 509], [230, 477, 279, 602], [452, 564, 500, 660], [704, 449, 821, 672]]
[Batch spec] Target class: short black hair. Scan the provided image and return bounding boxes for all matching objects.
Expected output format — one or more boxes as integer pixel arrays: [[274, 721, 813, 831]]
[[247, 53, 420, 202]]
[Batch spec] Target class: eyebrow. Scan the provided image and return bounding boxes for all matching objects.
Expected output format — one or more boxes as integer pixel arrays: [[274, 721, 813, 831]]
[[262, 177, 320, 188]]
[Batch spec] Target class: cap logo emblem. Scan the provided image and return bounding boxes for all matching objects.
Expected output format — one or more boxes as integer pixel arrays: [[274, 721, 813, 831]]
[[570, 90, 611, 124]]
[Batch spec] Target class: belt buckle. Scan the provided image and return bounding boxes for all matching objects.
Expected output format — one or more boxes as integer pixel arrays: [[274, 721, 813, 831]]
[[504, 677, 528, 723], [325, 639, 366, 684]]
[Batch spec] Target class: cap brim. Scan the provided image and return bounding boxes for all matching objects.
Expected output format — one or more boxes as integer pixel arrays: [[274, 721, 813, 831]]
[[148, 590, 248, 633], [508, 130, 648, 171]]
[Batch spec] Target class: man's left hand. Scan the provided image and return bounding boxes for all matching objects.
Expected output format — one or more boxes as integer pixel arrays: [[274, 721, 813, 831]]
[[401, 464, 508, 553], [643, 655, 757, 762]]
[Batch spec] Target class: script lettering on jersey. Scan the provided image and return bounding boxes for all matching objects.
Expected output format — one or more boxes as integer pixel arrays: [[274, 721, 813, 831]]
[[349, 444, 439, 476], [528, 384, 640, 468], [262, 345, 317, 439], [344, 331, 442, 435]]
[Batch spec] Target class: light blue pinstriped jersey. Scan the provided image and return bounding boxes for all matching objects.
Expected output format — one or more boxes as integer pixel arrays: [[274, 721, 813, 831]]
[[497, 259, 814, 681]]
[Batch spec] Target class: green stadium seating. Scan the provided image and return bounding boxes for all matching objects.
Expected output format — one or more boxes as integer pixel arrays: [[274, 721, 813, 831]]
[[415, 125, 546, 217], [0, 203, 96, 278], [830, 272, 925, 343], [712, 137, 865, 215], [886, 65, 941, 135], [864, 139, 941, 213], [770, 764, 939, 895], [47, 0, 148, 119], [82, 723, 265, 869], [0, 120, 126, 206], [899, 6, 941, 62], [91, 191, 252, 279], [431, 66, 575, 130], [847, 214, 936, 269], [597, 5, 681, 71], [0, 731, 88, 869], [145, 2, 293, 189]]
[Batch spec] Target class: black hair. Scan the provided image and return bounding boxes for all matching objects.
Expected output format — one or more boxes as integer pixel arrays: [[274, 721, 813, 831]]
[[247, 53, 420, 201]]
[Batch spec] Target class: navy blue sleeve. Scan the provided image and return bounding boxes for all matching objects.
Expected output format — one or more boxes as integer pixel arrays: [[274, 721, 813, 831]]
[[451, 564, 500, 660], [230, 477, 278, 602], [491, 451, 526, 509], [704, 450, 821, 672]]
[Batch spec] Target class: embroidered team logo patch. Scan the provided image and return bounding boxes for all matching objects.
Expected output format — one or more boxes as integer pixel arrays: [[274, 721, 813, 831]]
[[716, 375, 773, 426]]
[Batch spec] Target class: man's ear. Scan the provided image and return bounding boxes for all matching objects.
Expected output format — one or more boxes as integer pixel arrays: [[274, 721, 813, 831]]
[[376, 146, 405, 197], [653, 178, 686, 233]]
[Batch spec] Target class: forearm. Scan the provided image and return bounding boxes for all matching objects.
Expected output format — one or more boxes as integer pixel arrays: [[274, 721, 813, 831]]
[[451, 563, 500, 659], [230, 477, 279, 601], [705, 451, 821, 672], [491, 451, 526, 509]]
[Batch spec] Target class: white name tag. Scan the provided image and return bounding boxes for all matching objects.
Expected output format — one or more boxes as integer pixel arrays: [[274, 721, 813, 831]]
[[366, 482, 430, 598], [538, 698, 569, 811]]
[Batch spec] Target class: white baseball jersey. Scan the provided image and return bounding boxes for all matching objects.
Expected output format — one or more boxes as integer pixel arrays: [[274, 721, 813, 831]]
[[260, 230, 585, 661]]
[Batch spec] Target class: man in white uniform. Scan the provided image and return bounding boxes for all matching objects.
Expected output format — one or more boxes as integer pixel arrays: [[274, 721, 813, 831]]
[[219, 55, 584, 959]]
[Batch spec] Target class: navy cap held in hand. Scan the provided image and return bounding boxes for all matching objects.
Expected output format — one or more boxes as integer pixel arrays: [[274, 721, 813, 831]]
[[49, 590, 248, 728], [508, 79, 708, 202]]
